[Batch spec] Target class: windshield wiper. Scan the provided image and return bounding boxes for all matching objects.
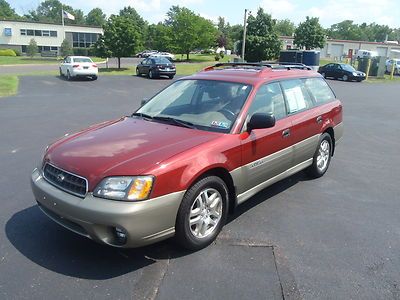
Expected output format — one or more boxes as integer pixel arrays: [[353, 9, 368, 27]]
[[131, 112, 153, 120], [152, 116, 197, 129]]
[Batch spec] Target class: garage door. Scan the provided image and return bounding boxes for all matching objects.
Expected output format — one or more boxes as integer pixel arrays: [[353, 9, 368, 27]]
[[376, 47, 388, 57], [330, 44, 344, 59]]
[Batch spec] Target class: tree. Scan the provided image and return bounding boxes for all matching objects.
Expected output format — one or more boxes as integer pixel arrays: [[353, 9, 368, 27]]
[[86, 8, 106, 26], [241, 8, 281, 62], [294, 16, 325, 50], [25, 0, 81, 24], [145, 23, 172, 51], [101, 15, 141, 69], [275, 19, 295, 36], [166, 6, 217, 60], [60, 38, 73, 56], [0, 0, 19, 19], [27, 38, 38, 58], [326, 20, 363, 40]]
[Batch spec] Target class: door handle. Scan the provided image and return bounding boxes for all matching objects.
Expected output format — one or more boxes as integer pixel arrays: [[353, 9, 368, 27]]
[[316, 116, 323, 124], [282, 129, 290, 138]]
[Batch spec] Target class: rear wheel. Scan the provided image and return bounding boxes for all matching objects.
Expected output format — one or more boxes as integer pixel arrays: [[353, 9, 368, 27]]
[[175, 176, 228, 251], [342, 74, 349, 81], [59, 67, 63, 77], [67, 70, 71, 81], [306, 133, 332, 178], [136, 68, 141, 76], [92, 75, 98, 80], [321, 72, 326, 78]]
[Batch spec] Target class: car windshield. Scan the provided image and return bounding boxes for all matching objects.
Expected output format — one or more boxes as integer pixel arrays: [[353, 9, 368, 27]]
[[153, 57, 171, 64], [73, 57, 92, 63], [341, 64, 356, 72], [135, 79, 252, 133]]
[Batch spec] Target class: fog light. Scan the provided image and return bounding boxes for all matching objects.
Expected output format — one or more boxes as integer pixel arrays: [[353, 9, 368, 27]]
[[114, 227, 127, 244]]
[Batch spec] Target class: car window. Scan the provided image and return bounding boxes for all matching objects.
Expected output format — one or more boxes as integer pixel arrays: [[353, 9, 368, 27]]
[[304, 78, 336, 105], [72, 57, 92, 63], [137, 80, 251, 133], [247, 82, 286, 120], [153, 57, 171, 64], [280, 79, 314, 114]]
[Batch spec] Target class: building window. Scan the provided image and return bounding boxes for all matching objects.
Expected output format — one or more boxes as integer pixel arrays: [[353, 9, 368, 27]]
[[42, 30, 50, 36], [21, 45, 27, 53], [27, 29, 34, 36], [50, 46, 58, 51], [19, 29, 57, 37], [20, 29, 27, 36], [50, 31, 57, 37], [34, 30, 42, 36], [71, 32, 99, 48]]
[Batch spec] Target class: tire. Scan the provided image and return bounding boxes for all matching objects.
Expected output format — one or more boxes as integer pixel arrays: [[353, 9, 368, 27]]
[[148, 69, 153, 79], [67, 70, 71, 81], [175, 176, 229, 251], [59, 68, 63, 77], [168, 75, 174, 79], [321, 72, 326, 78], [306, 133, 332, 178], [342, 74, 348, 81], [136, 68, 141, 77], [92, 75, 98, 80]]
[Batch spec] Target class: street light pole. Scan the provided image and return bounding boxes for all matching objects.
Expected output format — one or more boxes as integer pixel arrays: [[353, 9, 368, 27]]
[[241, 9, 248, 62]]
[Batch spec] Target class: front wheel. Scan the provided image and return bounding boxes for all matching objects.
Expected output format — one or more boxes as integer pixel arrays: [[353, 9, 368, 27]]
[[306, 133, 332, 178], [59, 68, 63, 77], [136, 68, 141, 76], [148, 69, 153, 79], [342, 74, 349, 81], [175, 176, 228, 251]]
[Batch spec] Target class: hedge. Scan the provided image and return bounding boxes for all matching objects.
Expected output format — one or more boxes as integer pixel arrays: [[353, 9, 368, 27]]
[[0, 49, 17, 56]]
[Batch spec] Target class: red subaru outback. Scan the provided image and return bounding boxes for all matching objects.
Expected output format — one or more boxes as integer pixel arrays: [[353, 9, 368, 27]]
[[31, 63, 343, 250]]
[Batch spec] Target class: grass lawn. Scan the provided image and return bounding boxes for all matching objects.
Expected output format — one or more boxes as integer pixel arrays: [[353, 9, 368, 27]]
[[174, 54, 232, 63], [0, 56, 104, 65], [0, 76, 19, 97]]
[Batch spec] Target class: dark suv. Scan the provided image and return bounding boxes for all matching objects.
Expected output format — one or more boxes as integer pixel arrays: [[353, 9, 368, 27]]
[[31, 63, 343, 250]]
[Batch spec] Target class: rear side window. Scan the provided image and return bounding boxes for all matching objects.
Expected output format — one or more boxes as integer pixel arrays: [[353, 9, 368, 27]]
[[280, 79, 313, 114], [304, 78, 336, 105], [248, 82, 286, 120]]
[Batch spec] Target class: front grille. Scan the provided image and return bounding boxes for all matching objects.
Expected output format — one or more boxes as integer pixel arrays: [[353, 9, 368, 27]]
[[43, 163, 88, 197]]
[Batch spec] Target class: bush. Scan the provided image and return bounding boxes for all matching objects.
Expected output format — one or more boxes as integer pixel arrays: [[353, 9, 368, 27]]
[[214, 53, 221, 61], [73, 48, 89, 56], [13, 49, 22, 56], [60, 39, 73, 56], [0, 49, 17, 56], [219, 51, 225, 59]]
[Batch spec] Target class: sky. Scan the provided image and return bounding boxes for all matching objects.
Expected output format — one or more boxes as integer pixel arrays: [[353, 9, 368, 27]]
[[12, 0, 400, 28]]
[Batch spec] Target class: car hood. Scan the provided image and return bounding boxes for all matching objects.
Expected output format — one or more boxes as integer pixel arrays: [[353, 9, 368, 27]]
[[45, 117, 220, 190]]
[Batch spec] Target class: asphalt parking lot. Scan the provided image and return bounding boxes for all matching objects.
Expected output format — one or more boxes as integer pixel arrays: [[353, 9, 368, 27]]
[[0, 75, 399, 300]]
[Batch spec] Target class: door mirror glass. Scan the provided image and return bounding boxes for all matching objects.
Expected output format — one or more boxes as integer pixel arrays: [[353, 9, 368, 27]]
[[247, 113, 275, 132]]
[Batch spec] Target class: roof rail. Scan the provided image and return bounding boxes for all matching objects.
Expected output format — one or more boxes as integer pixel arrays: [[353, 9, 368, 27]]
[[202, 62, 312, 72]]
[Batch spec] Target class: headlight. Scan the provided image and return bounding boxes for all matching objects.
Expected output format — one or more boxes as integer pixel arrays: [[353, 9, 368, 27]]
[[93, 176, 154, 201], [352, 72, 358, 76]]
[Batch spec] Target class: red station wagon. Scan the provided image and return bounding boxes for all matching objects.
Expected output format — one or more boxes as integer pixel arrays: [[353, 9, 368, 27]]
[[31, 63, 343, 250]]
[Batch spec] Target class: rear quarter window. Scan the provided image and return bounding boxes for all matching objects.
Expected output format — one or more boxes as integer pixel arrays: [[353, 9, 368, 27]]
[[280, 79, 314, 114], [304, 78, 336, 105]]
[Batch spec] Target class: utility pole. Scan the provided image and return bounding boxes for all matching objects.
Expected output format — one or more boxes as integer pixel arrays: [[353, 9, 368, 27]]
[[241, 9, 248, 62]]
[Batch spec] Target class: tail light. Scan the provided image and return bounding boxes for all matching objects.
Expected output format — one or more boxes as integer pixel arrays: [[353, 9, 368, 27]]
[[72, 64, 79, 68], [92, 64, 98, 68]]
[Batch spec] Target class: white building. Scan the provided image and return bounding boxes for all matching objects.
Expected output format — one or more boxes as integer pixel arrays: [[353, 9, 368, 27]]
[[280, 36, 400, 59], [0, 19, 103, 55]]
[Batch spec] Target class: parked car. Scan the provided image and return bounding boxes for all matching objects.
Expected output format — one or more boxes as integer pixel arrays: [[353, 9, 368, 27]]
[[318, 63, 366, 82], [31, 63, 343, 250], [136, 56, 176, 79], [150, 52, 175, 61], [385, 58, 400, 74], [59, 56, 98, 80], [356, 49, 378, 59], [136, 50, 158, 58]]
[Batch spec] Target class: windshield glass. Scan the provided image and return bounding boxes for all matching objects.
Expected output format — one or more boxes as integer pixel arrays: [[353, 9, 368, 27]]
[[136, 79, 252, 133], [153, 57, 171, 64], [73, 57, 92, 63], [341, 64, 356, 72]]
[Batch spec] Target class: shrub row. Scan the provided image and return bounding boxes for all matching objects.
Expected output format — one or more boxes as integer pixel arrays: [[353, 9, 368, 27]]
[[0, 49, 17, 56]]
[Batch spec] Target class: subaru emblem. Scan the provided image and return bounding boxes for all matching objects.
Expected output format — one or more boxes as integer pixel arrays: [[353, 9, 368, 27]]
[[57, 174, 65, 182]]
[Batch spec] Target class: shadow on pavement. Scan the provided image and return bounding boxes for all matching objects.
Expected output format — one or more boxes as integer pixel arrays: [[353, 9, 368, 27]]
[[6, 171, 310, 280], [5, 205, 190, 280]]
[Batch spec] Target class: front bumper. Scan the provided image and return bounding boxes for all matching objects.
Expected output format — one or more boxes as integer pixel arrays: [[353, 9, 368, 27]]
[[31, 168, 184, 248]]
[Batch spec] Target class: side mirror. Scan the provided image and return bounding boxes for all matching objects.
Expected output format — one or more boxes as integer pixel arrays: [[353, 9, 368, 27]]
[[247, 113, 275, 132], [141, 98, 149, 106]]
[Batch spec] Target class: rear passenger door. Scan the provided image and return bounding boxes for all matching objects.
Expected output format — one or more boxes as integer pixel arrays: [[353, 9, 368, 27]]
[[280, 79, 320, 167], [240, 82, 293, 193]]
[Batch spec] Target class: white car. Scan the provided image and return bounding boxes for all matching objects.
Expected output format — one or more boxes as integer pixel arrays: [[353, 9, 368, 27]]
[[356, 49, 378, 59], [385, 59, 400, 74], [59, 56, 98, 80], [150, 52, 175, 61]]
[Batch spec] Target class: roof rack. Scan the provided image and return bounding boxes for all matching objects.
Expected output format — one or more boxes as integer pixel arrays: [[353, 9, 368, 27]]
[[202, 62, 312, 72]]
